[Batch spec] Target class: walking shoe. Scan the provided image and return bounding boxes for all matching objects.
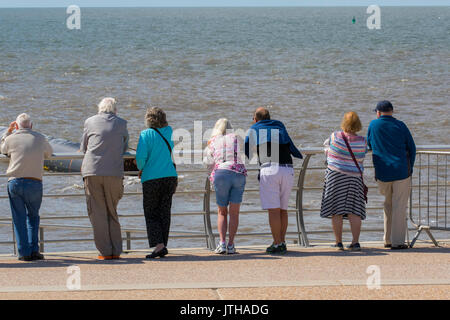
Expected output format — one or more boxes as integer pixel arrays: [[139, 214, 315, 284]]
[[227, 243, 236, 254], [384, 244, 392, 248], [391, 244, 409, 250], [31, 252, 45, 260], [266, 243, 282, 254], [18, 255, 33, 262], [280, 242, 287, 254], [146, 247, 168, 259], [215, 242, 227, 254], [97, 255, 113, 260], [333, 242, 345, 251], [347, 243, 361, 251]]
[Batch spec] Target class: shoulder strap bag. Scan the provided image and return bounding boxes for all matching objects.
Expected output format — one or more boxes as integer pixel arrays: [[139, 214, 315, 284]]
[[341, 132, 368, 203], [152, 127, 177, 170]]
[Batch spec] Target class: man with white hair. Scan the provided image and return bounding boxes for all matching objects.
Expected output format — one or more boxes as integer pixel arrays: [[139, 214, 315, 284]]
[[80, 97, 129, 260], [1, 113, 53, 261]]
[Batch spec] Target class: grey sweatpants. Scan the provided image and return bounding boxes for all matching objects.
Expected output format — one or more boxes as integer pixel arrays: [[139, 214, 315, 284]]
[[84, 176, 124, 256]]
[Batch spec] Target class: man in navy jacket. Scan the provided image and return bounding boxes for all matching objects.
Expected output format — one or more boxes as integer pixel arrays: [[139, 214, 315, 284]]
[[367, 100, 416, 250], [245, 107, 302, 254]]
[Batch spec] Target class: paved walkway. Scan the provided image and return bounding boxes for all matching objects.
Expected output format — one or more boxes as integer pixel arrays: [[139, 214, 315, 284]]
[[0, 241, 449, 300]]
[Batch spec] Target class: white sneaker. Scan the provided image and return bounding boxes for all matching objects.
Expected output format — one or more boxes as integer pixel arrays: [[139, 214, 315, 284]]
[[215, 243, 226, 254], [227, 244, 236, 254]]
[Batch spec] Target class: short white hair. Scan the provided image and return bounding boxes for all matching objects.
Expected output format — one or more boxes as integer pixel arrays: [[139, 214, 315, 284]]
[[210, 118, 233, 139], [98, 97, 117, 114], [16, 113, 32, 129]]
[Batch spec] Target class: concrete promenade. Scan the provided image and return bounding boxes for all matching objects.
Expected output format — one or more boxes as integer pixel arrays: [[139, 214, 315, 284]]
[[0, 241, 449, 300]]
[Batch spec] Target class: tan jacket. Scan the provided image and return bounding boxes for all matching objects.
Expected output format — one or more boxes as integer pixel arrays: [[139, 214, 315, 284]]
[[1, 129, 53, 181]]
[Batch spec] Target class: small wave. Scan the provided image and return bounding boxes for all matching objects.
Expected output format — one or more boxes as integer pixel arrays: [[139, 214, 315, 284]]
[[127, 99, 145, 110], [0, 78, 15, 83], [205, 58, 222, 66], [125, 177, 141, 186], [288, 89, 306, 94], [304, 123, 321, 130], [60, 184, 84, 192]]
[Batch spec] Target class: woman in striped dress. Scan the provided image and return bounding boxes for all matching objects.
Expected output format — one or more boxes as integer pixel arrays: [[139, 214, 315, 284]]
[[320, 112, 368, 251]]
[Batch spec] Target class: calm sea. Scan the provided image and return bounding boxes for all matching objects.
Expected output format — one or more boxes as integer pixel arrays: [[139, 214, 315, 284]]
[[0, 7, 449, 252]]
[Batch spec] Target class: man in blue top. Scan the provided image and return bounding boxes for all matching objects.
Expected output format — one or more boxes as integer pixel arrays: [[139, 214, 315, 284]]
[[245, 107, 303, 254], [367, 100, 416, 250]]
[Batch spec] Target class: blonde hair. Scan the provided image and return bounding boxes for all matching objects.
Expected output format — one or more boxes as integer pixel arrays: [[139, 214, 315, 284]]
[[98, 97, 117, 114], [210, 118, 233, 140], [341, 111, 362, 134]]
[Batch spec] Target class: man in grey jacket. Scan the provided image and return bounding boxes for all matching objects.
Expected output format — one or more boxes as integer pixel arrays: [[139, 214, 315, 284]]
[[80, 97, 129, 260], [1, 113, 53, 261]]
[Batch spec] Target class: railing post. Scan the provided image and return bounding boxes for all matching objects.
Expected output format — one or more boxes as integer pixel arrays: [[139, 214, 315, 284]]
[[296, 154, 311, 247], [126, 232, 131, 251], [12, 223, 17, 256], [203, 177, 215, 250], [39, 227, 44, 253]]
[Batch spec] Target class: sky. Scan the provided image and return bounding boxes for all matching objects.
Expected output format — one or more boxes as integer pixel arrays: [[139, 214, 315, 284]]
[[0, 0, 448, 8]]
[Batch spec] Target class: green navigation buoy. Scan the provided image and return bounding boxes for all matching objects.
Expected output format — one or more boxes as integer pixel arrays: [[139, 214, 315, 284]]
[[352, 16, 356, 24]]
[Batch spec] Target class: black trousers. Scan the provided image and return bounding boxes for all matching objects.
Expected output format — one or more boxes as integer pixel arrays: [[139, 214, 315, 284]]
[[142, 177, 178, 248]]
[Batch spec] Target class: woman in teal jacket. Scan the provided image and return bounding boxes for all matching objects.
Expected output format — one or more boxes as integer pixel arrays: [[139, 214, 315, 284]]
[[136, 107, 177, 259]]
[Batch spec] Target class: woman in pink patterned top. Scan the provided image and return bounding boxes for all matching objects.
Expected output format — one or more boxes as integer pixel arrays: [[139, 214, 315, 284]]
[[204, 118, 247, 254]]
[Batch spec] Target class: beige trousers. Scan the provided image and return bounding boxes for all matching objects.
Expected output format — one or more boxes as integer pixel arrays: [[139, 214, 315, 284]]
[[377, 177, 411, 247], [84, 176, 124, 256]]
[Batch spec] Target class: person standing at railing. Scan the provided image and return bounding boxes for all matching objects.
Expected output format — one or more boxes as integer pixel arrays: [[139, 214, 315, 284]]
[[367, 101, 416, 250], [80, 98, 129, 260], [321, 112, 368, 251], [245, 107, 303, 254], [136, 107, 178, 259], [0, 113, 53, 261], [203, 118, 247, 254]]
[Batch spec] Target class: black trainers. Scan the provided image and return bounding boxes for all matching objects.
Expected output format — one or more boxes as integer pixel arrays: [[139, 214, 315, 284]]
[[31, 252, 45, 260], [280, 242, 287, 254], [391, 244, 409, 250], [347, 243, 361, 251], [333, 242, 344, 251], [18, 255, 33, 262], [266, 243, 282, 254]]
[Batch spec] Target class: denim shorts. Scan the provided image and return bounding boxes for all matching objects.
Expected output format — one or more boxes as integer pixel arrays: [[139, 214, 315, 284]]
[[213, 169, 246, 207]]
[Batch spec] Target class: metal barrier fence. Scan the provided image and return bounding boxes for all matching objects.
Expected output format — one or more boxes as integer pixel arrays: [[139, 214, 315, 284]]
[[0, 146, 449, 254], [408, 151, 449, 247]]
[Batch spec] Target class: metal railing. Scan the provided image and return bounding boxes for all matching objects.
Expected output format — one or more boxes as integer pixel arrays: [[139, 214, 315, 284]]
[[296, 146, 449, 247], [408, 151, 450, 247], [0, 145, 449, 254]]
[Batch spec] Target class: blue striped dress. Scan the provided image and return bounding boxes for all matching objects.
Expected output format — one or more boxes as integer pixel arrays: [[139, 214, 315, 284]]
[[320, 131, 368, 220]]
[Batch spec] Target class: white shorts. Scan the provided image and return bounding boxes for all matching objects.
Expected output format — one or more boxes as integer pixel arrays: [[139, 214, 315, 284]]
[[259, 165, 295, 210]]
